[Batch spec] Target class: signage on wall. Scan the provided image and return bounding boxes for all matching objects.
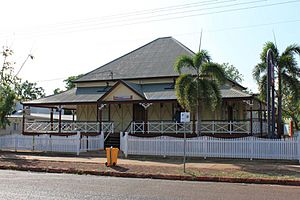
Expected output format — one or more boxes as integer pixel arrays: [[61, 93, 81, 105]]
[[180, 112, 190, 123], [113, 95, 133, 101]]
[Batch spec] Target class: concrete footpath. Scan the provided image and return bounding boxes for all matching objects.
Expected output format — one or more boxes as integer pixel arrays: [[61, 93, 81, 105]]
[[0, 151, 299, 186]]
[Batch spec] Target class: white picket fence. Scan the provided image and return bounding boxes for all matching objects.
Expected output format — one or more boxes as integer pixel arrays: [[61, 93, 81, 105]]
[[120, 132, 300, 161], [0, 132, 104, 155]]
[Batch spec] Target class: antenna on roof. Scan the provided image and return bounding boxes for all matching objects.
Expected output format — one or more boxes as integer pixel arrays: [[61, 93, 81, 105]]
[[198, 28, 203, 52], [272, 29, 277, 48]]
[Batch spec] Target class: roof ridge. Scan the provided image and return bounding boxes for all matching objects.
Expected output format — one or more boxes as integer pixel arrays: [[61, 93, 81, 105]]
[[170, 37, 196, 55]]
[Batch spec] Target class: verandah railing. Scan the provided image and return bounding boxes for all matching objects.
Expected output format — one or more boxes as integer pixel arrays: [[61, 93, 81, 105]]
[[24, 121, 114, 134], [130, 120, 267, 135]]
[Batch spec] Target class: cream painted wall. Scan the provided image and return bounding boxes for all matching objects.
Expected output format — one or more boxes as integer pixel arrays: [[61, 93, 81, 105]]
[[147, 102, 175, 121], [77, 104, 97, 121]]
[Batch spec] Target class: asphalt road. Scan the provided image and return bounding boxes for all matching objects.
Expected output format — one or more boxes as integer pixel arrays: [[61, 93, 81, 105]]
[[0, 170, 299, 200]]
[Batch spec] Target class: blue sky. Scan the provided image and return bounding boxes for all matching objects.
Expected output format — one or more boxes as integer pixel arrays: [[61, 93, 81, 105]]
[[0, 0, 299, 94]]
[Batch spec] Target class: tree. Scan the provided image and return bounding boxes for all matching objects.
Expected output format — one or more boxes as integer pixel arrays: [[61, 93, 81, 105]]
[[221, 63, 244, 83], [63, 74, 83, 90], [16, 80, 45, 101], [0, 47, 18, 128], [0, 85, 15, 128], [174, 50, 226, 134], [282, 89, 300, 130], [0, 46, 43, 128], [53, 88, 62, 95], [253, 42, 300, 135]]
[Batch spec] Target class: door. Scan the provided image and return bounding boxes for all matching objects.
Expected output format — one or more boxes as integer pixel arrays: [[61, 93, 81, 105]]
[[110, 104, 133, 132], [133, 104, 145, 122], [227, 105, 234, 132]]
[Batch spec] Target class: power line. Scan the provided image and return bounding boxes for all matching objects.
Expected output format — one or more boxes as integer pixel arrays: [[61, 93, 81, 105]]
[[1, 0, 299, 39], [29, 16, 300, 84]]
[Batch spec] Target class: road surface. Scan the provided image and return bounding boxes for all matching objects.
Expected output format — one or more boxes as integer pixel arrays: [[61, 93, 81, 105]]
[[0, 170, 298, 200]]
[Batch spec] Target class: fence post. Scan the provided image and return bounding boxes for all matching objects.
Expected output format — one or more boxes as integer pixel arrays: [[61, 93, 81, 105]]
[[32, 135, 35, 151], [14, 134, 17, 151], [124, 132, 128, 158], [297, 134, 300, 164], [76, 131, 80, 156], [100, 131, 104, 150], [250, 137, 254, 161], [203, 136, 207, 159], [163, 136, 167, 158]]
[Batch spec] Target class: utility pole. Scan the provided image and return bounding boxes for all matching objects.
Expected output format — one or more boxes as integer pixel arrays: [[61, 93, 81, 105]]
[[266, 49, 276, 138]]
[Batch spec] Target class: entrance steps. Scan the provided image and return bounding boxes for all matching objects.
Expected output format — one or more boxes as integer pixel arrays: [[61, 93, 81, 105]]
[[104, 133, 120, 148]]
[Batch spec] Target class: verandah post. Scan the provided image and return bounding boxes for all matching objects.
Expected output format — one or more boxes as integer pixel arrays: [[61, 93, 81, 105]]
[[119, 132, 123, 151]]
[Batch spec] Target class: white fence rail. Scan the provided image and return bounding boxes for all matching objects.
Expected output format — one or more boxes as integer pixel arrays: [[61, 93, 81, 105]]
[[120, 132, 300, 161], [130, 121, 267, 135], [24, 121, 114, 134], [0, 132, 104, 155]]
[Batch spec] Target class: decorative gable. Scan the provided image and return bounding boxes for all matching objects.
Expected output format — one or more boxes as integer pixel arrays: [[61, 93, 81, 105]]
[[100, 81, 145, 101]]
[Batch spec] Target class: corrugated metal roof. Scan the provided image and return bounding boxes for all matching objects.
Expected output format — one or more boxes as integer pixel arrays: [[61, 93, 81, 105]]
[[23, 82, 251, 106], [220, 88, 252, 98], [75, 37, 195, 82], [23, 88, 105, 105]]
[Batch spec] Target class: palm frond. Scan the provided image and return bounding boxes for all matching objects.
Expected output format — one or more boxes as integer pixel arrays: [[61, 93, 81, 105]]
[[281, 72, 300, 99], [253, 62, 267, 83], [279, 55, 300, 77], [281, 44, 300, 58], [193, 50, 211, 71], [258, 75, 267, 101], [208, 80, 222, 110], [260, 41, 279, 64], [200, 62, 226, 84], [175, 74, 194, 109], [183, 80, 198, 111], [174, 55, 194, 74]]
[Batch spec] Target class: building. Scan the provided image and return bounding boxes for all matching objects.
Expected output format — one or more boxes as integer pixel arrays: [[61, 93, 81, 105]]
[[22, 37, 266, 147]]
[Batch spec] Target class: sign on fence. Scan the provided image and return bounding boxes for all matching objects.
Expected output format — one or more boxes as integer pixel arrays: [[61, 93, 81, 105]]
[[180, 112, 190, 123]]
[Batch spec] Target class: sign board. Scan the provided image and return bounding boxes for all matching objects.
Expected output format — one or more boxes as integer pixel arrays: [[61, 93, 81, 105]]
[[180, 112, 190, 123], [113, 95, 133, 101]]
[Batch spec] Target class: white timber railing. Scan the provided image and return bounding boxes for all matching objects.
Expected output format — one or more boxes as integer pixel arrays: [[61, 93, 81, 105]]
[[120, 132, 300, 162], [129, 121, 267, 135], [0, 132, 105, 155], [130, 121, 193, 134], [24, 121, 114, 134]]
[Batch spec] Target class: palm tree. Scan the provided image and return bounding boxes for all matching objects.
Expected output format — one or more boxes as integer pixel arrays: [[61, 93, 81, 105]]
[[253, 42, 300, 137], [174, 50, 226, 134]]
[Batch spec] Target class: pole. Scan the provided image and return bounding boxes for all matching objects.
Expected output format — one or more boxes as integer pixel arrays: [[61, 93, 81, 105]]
[[266, 49, 275, 138], [183, 122, 186, 173]]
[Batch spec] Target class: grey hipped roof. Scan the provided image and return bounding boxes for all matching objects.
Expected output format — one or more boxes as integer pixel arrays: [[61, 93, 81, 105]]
[[23, 37, 252, 106], [75, 37, 195, 82]]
